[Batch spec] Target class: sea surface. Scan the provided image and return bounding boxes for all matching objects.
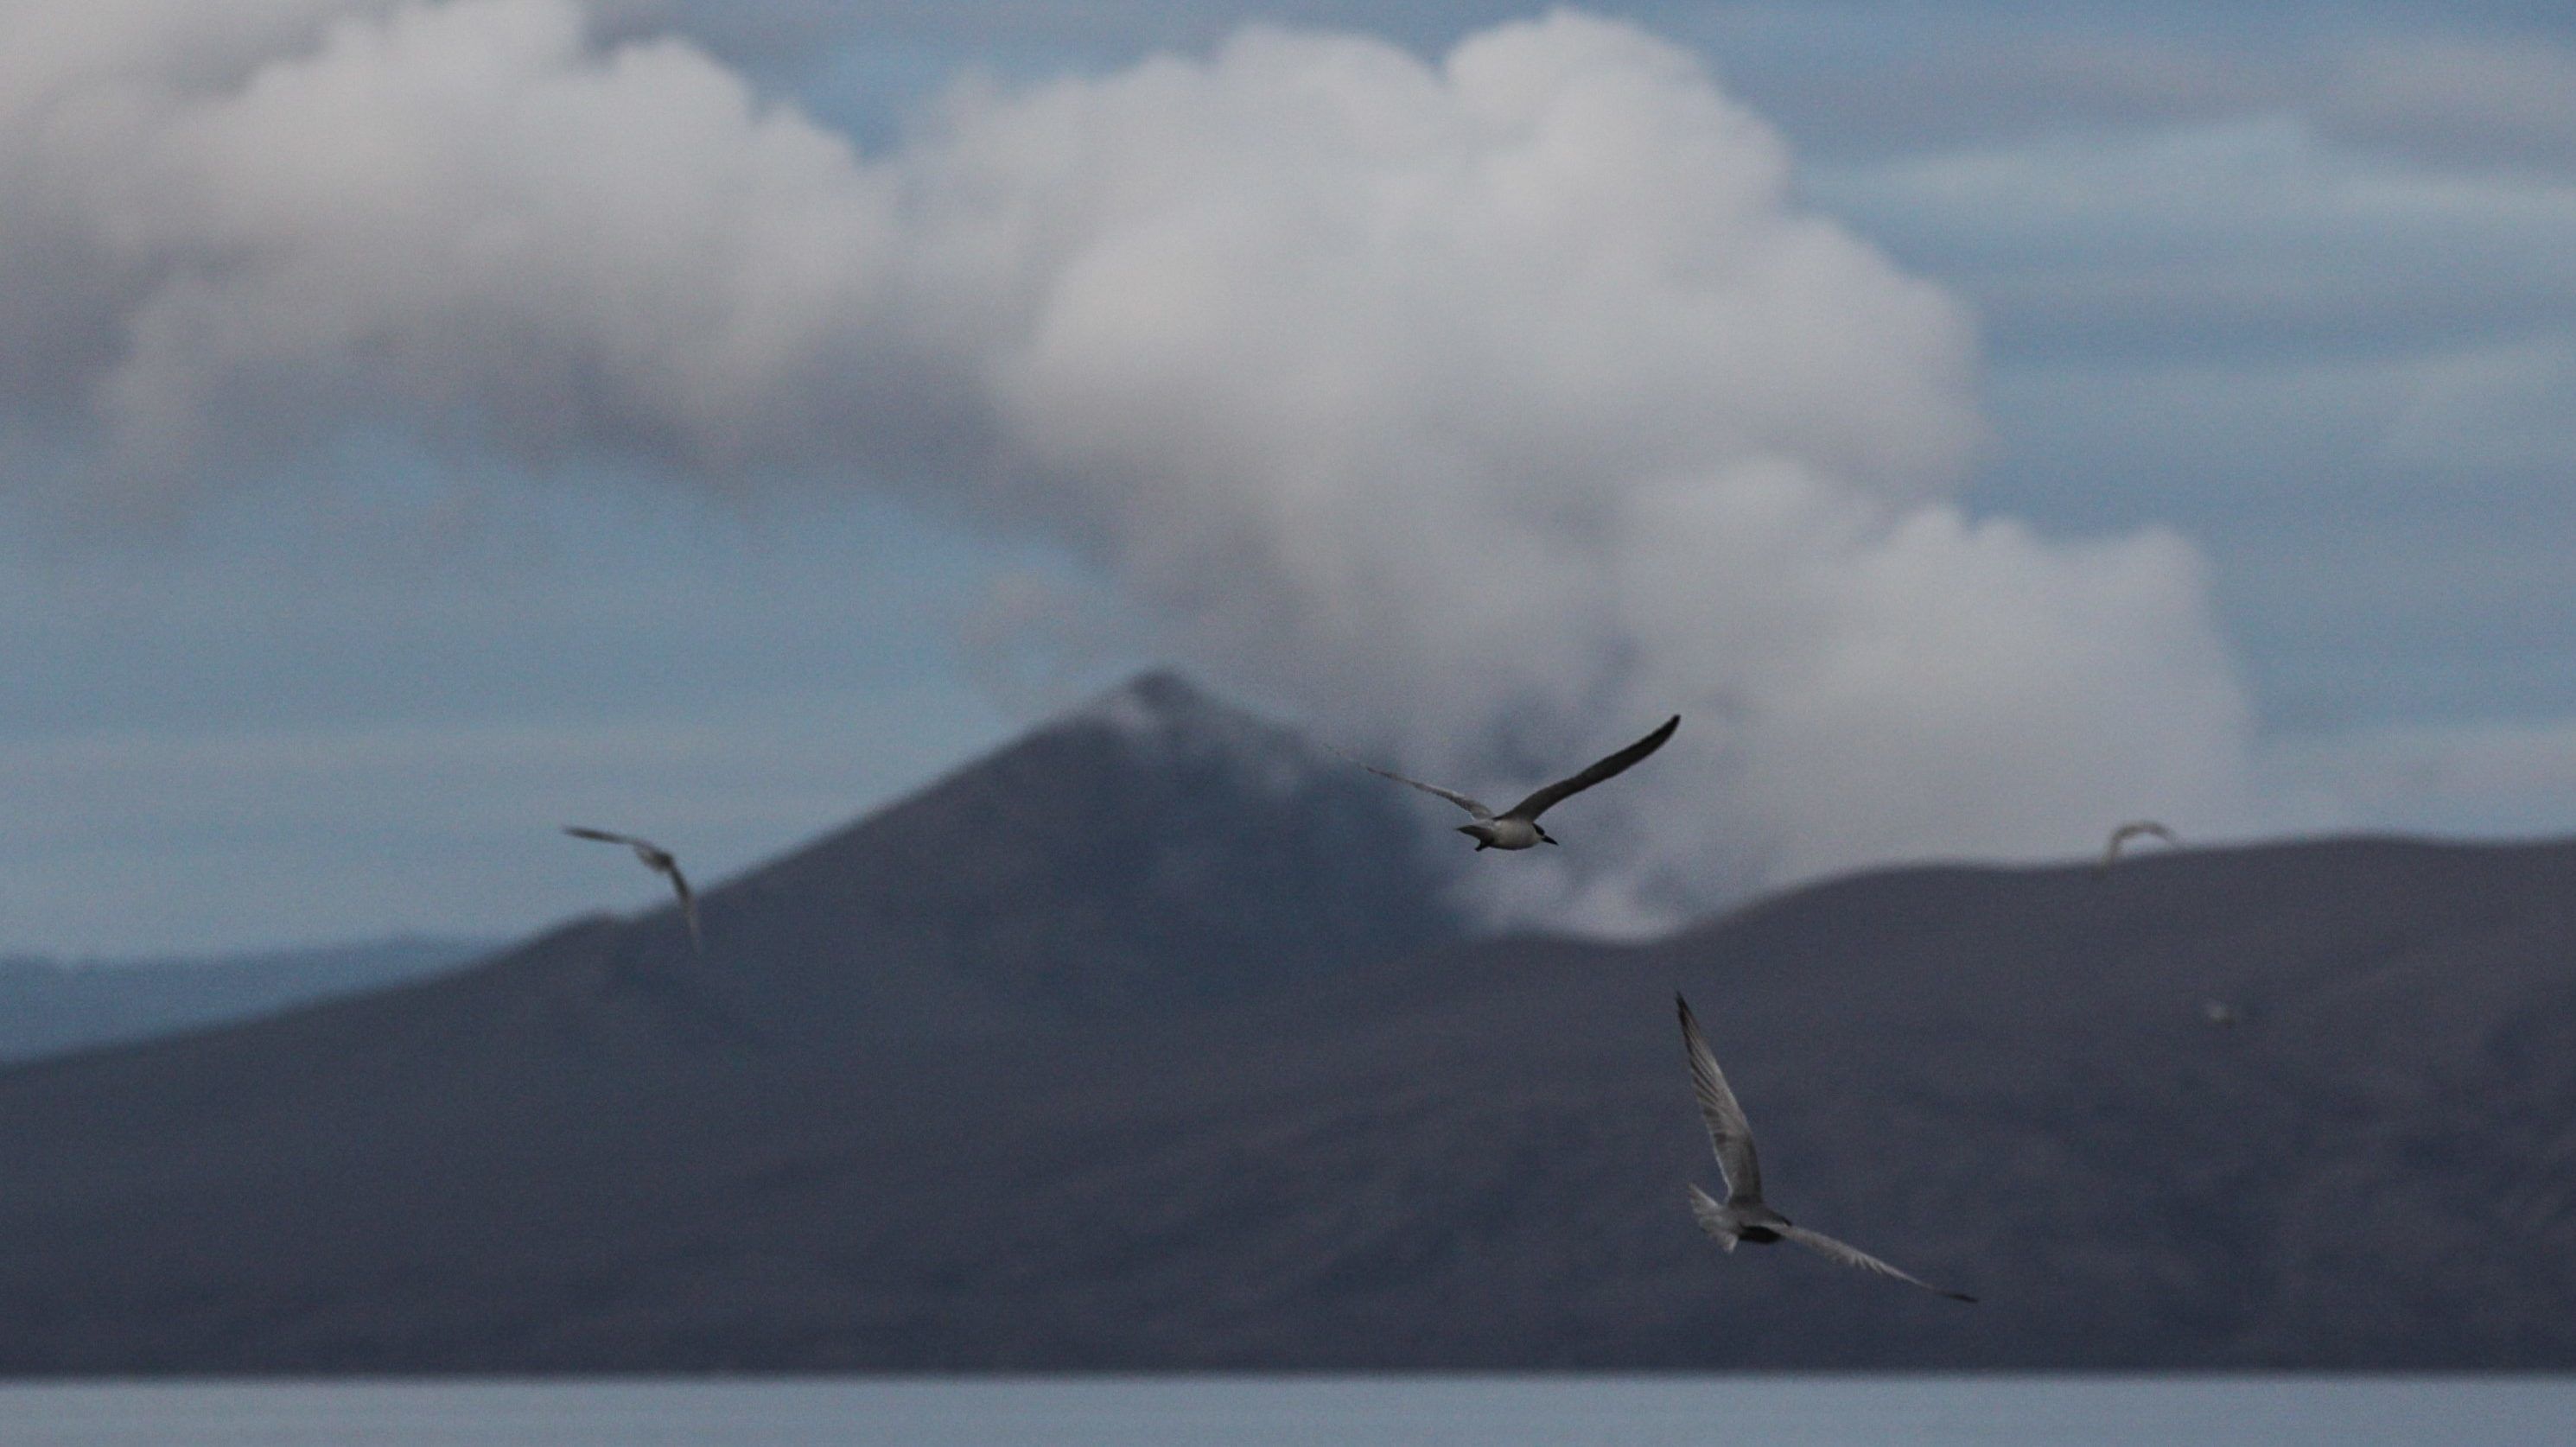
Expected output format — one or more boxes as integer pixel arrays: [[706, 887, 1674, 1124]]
[[3, 1375, 2568, 1446]]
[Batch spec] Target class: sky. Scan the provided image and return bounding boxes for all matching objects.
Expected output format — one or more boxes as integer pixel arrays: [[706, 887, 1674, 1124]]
[[5, 0, 2574, 955]]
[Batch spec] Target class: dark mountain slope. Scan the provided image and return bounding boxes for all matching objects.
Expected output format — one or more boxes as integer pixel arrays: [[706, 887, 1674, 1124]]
[[0, 672, 1472, 1370], [718, 838, 2576, 1373], [662, 669, 1471, 1037], [0, 675, 2570, 1370]]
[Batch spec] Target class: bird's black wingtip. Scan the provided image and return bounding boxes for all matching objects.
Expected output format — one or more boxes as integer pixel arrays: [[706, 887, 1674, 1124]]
[[1946, 1291, 1979, 1304]]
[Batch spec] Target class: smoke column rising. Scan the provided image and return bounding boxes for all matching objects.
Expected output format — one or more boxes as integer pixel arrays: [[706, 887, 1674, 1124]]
[[0, 0, 2261, 931]]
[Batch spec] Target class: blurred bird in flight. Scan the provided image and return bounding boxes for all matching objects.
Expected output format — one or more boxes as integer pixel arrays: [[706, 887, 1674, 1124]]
[[1353, 715, 1679, 851], [563, 826, 701, 954]]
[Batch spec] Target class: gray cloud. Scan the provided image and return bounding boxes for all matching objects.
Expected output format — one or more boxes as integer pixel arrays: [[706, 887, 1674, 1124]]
[[1, 0, 2267, 932], [2325, 35, 2576, 173], [2273, 718, 2576, 840], [1652, 17, 2576, 179], [1766, 27, 2576, 765], [1812, 114, 2576, 365]]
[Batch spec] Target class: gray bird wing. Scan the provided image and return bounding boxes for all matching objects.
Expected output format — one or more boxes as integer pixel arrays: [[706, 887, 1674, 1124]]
[[1686, 1183, 1735, 1244], [1677, 993, 1762, 1205], [569, 828, 696, 949], [2100, 820, 2178, 869], [1778, 1224, 1976, 1303], [1357, 762, 1493, 822], [1504, 714, 1679, 822], [665, 866, 702, 954]]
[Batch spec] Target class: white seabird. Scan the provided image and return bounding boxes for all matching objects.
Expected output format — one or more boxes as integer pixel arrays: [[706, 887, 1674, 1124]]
[[1676, 993, 1975, 1303], [1354, 715, 1679, 850], [2097, 820, 2179, 873], [563, 825, 701, 953]]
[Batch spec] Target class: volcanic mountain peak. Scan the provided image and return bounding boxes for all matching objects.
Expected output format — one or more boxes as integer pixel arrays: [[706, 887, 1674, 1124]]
[[486, 669, 1475, 1042], [1064, 669, 1333, 795]]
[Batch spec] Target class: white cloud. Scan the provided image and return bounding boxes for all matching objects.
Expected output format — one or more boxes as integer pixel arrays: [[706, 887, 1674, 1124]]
[[1, 0, 2268, 933]]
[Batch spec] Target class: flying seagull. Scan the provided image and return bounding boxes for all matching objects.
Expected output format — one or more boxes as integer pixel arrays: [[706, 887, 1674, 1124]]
[[1676, 993, 1975, 1303], [1353, 715, 1679, 850], [2097, 819, 2179, 873], [2201, 998, 2242, 1029], [563, 826, 701, 953]]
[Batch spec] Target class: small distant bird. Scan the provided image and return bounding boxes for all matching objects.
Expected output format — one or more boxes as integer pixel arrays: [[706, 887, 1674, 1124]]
[[563, 826, 700, 953], [2097, 820, 2179, 873], [2201, 999, 2242, 1029], [1676, 993, 1975, 1303], [1353, 715, 1679, 850]]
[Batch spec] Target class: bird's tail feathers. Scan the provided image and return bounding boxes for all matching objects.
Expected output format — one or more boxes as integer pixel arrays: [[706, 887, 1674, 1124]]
[[1687, 1184, 1738, 1250]]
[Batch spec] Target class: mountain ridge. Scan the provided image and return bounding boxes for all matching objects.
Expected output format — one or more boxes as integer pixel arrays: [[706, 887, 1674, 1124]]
[[0, 676, 2569, 1371]]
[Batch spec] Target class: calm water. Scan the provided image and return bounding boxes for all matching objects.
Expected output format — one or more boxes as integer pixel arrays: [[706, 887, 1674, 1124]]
[[2, 1376, 2569, 1446]]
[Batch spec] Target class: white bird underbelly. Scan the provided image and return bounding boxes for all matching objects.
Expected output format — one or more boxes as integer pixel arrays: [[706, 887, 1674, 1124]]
[[1460, 819, 1545, 850]]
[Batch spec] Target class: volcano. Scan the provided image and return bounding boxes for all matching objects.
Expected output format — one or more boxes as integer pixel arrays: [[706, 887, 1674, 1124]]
[[1, 674, 2572, 1371]]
